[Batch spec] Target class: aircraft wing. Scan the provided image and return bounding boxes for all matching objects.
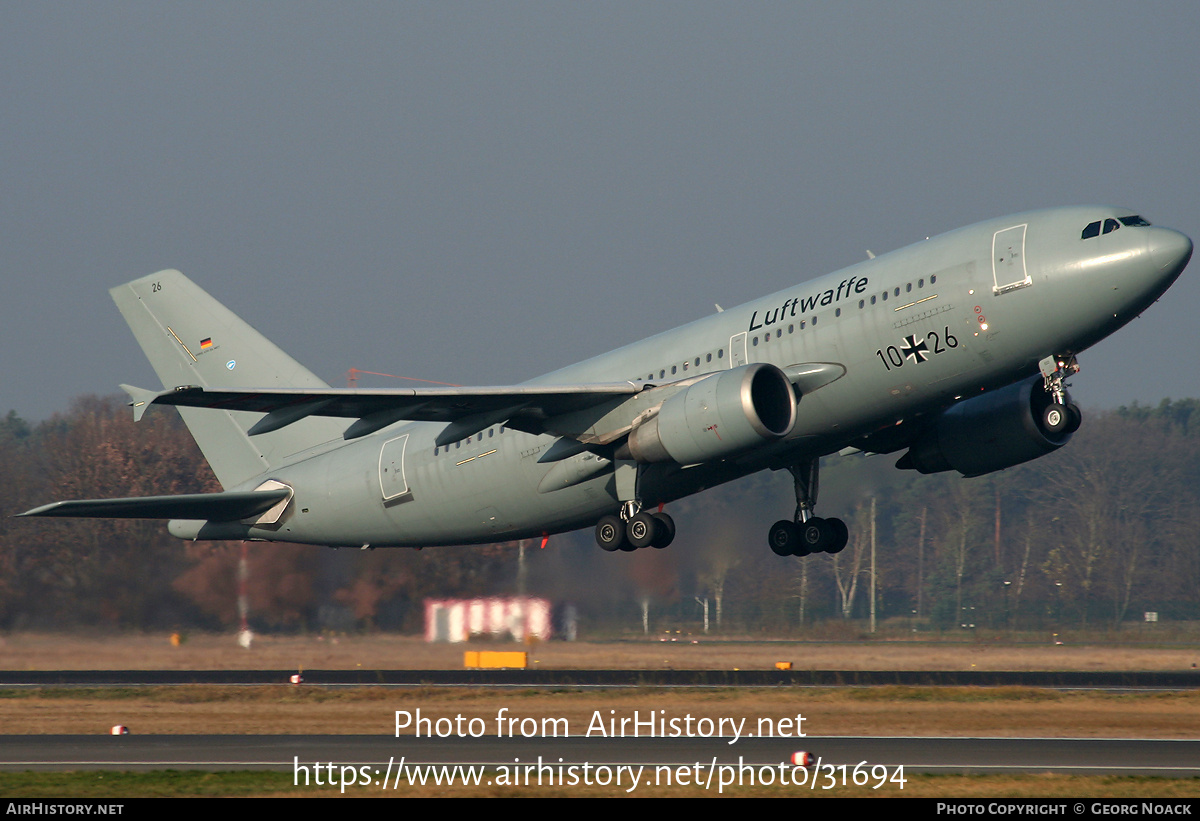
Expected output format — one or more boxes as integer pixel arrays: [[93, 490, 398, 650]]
[[120, 363, 845, 446], [121, 382, 646, 442], [18, 488, 292, 521]]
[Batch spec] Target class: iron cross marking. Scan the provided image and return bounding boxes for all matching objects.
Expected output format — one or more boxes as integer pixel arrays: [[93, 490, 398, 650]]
[[900, 334, 929, 364]]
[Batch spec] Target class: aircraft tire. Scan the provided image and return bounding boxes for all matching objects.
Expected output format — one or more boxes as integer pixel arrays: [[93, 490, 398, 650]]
[[826, 517, 849, 554], [801, 517, 831, 552], [595, 515, 627, 552], [651, 512, 676, 548], [1065, 403, 1083, 434], [627, 512, 659, 549], [769, 520, 800, 556], [1041, 403, 1069, 435]]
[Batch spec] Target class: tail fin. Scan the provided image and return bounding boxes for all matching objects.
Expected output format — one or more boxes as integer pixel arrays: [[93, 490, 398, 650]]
[[110, 270, 346, 488]]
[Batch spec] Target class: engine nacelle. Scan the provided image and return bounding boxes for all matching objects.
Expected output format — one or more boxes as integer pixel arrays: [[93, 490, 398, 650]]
[[898, 375, 1072, 477], [626, 363, 797, 464]]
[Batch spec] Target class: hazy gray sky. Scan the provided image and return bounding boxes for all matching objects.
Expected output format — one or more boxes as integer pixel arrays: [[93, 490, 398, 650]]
[[3, 2, 1198, 420]]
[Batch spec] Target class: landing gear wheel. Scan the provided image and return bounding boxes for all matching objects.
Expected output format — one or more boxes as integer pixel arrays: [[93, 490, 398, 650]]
[[826, 517, 849, 554], [1042, 403, 1069, 435], [769, 520, 800, 556], [1065, 403, 1082, 434], [627, 512, 659, 549], [650, 512, 675, 548], [595, 515, 627, 552], [801, 517, 832, 552]]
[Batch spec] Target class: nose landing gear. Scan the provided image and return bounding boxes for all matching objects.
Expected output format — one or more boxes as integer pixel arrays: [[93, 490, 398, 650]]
[[1038, 354, 1083, 436]]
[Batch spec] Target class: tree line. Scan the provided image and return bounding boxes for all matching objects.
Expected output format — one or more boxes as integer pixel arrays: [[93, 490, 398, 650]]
[[1, 396, 1198, 633]]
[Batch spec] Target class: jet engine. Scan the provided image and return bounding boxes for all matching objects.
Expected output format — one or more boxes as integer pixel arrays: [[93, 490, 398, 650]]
[[897, 375, 1074, 477], [625, 362, 796, 464]]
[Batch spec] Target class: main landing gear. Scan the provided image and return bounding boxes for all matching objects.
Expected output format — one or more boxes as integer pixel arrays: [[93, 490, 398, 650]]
[[1038, 354, 1083, 436], [595, 460, 676, 552], [595, 508, 676, 551], [769, 458, 849, 557]]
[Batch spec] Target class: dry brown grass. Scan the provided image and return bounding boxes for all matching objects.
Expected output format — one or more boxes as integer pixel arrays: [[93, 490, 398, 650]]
[[2, 631, 1199, 672]]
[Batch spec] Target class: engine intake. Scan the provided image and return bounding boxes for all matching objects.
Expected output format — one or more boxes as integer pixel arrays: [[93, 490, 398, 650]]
[[898, 375, 1072, 477], [626, 363, 797, 464]]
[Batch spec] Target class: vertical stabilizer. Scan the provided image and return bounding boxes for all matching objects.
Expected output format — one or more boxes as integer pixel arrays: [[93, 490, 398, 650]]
[[110, 270, 346, 488]]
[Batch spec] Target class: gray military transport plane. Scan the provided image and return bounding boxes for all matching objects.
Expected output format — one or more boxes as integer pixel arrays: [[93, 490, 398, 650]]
[[21, 207, 1193, 557]]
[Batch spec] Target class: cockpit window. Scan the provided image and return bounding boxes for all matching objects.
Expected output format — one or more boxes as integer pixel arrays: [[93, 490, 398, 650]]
[[1083, 215, 1152, 239], [1119, 215, 1151, 227]]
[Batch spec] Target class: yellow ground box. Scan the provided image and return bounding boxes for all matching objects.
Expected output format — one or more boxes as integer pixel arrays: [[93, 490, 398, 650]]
[[464, 651, 528, 669], [775, 662, 793, 670]]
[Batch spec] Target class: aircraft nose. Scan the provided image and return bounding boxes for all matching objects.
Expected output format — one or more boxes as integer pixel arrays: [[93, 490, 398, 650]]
[[1148, 226, 1193, 276]]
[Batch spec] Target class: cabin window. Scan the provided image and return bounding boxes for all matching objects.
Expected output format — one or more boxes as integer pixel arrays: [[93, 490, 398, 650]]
[[1082, 221, 1101, 239], [1103, 218, 1121, 235]]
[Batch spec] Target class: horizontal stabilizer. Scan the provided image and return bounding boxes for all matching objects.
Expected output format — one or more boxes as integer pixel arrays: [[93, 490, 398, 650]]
[[18, 488, 291, 521]]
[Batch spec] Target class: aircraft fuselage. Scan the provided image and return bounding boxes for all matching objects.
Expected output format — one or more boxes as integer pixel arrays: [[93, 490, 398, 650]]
[[182, 206, 1189, 547]]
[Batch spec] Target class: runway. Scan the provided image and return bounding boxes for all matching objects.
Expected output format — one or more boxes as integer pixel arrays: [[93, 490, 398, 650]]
[[2, 734, 1198, 777]]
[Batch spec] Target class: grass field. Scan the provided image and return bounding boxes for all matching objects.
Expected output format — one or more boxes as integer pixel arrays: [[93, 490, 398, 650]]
[[3, 630, 1199, 672]]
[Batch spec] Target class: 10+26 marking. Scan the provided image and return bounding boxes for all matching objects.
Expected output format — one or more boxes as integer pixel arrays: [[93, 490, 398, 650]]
[[876, 326, 958, 371]]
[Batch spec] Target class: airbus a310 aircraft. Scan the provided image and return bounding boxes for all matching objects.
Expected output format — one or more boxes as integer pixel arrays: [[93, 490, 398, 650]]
[[22, 206, 1192, 557]]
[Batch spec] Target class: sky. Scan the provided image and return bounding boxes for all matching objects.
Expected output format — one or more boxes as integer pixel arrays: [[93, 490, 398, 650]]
[[3, 2, 1199, 421]]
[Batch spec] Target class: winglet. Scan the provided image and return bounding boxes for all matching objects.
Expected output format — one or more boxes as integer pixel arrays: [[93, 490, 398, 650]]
[[119, 384, 166, 422]]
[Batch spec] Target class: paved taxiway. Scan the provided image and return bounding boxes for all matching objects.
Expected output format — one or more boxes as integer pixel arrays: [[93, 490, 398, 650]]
[[1, 669, 1197, 687], [2, 735, 1197, 777]]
